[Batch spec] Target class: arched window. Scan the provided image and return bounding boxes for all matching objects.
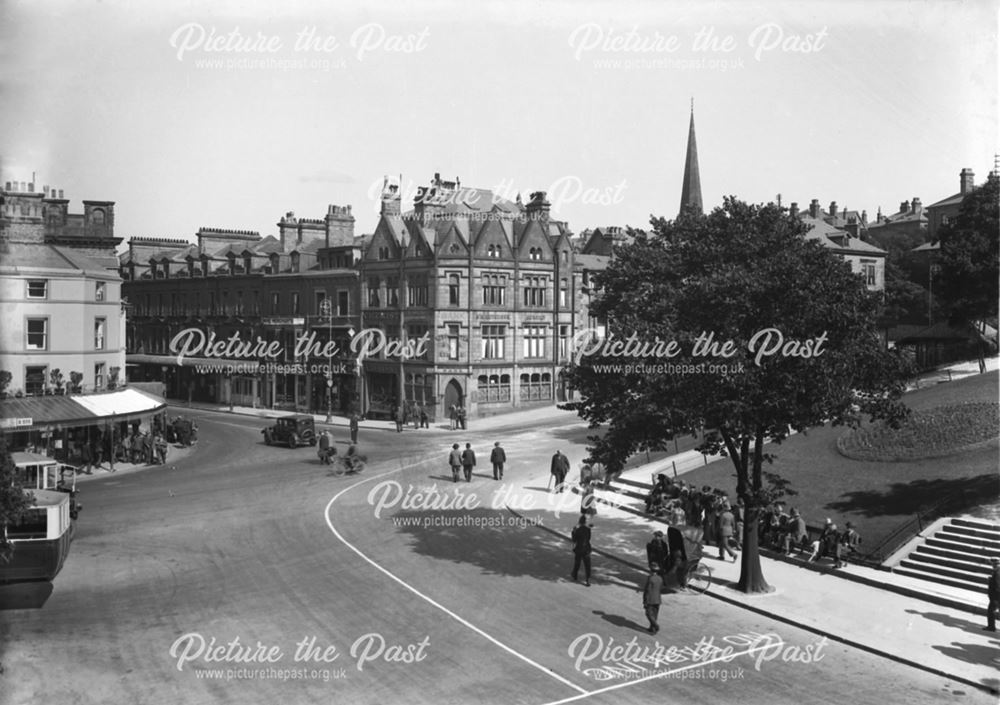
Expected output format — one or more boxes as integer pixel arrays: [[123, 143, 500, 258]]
[[90, 208, 105, 225]]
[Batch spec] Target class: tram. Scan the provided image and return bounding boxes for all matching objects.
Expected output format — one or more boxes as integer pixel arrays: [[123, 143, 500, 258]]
[[1, 489, 74, 583]]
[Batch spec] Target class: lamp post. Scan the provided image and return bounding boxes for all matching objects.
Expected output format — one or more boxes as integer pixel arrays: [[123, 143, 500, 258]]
[[321, 298, 334, 424], [348, 326, 363, 416]]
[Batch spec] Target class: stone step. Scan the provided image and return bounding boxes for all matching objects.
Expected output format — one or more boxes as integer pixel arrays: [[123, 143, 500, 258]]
[[925, 532, 1000, 557], [951, 517, 1000, 533], [916, 542, 1000, 565], [931, 529, 1000, 552], [910, 547, 993, 575], [892, 565, 986, 593], [940, 523, 1000, 545], [900, 557, 990, 586]]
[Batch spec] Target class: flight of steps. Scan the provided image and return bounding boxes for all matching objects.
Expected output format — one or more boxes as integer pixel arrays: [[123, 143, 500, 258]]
[[893, 517, 1000, 592]]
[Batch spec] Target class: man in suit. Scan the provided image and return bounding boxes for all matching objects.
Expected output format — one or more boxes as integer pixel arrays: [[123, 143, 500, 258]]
[[986, 556, 1000, 632], [643, 564, 664, 634], [717, 503, 738, 561], [461, 443, 476, 482], [349, 413, 359, 444], [490, 441, 506, 480], [550, 450, 569, 492], [448, 443, 462, 483], [646, 530, 670, 576], [570, 515, 592, 586]]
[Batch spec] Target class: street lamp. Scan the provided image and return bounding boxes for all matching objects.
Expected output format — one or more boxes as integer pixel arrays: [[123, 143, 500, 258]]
[[347, 326, 363, 416], [321, 297, 334, 424]]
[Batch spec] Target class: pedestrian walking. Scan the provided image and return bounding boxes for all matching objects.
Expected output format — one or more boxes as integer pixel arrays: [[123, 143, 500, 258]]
[[349, 413, 359, 444], [449, 405, 458, 431], [580, 480, 597, 517], [394, 405, 405, 433], [490, 441, 506, 480], [717, 503, 738, 562], [448, 443, 462, 483], [154, 432, 168, 465], [550, 450, 569, 492], [985, 556, 1000, 632], [458, 406, 467, 430], [419, 405, 429, 428], [318, 429, 333, 465], [570, 515, 592, 586], [643, 564, 664, 634], [461, 442, 476, 482]]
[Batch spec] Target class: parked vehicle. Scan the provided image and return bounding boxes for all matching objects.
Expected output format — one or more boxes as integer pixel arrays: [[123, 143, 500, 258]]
[[262, 415, 317, 448]]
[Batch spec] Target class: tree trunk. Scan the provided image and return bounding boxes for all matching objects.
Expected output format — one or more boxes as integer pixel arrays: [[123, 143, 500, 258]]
[[737, 506, 772, 593]]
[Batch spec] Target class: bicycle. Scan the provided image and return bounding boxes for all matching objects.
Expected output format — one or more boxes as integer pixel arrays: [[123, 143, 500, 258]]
[[327, 453, 367, 477], [685, 561, 713, 594]]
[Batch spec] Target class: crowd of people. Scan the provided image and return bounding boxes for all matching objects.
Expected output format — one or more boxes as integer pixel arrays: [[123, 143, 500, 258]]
[[644, 474, 863, 567]]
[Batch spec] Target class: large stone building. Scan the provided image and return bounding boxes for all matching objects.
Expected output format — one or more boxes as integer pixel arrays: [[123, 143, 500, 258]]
[[122, 207, 362, 412], [0, 179, 125, 397], [358, 175, 583, 418]]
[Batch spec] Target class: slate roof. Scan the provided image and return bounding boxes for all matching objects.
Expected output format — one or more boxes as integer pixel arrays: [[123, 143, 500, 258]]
[[0, 241, 118, 274]]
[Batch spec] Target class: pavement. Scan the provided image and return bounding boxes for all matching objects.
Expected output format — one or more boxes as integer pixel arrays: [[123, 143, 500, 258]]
[[73, 356, 999, 695]]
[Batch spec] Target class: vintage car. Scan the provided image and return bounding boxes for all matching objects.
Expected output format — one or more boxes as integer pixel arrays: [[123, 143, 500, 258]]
[[262, 414, 317, 448]]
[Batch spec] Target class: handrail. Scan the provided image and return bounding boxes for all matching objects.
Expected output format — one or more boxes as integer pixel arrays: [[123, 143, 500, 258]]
[[858, 487, 976, 565]]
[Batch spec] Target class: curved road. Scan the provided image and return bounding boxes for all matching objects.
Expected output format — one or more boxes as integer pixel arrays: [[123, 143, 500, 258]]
[[0, 410, 991, 705]]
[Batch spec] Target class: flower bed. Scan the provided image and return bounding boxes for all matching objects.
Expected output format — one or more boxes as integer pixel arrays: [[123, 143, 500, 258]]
[[837, 402, 1000, 462]]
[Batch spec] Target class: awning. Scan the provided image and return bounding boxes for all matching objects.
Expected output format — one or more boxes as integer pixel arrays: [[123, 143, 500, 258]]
[[127, 353, 250, 367], [0, 388, 167, 432]]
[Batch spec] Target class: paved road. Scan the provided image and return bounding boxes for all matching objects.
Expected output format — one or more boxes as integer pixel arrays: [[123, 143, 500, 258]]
[[1, 410, 991, 705]]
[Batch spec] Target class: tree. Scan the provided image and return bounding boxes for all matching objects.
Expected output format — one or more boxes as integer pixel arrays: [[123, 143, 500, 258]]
[[0, 436, 34, 565], [567, 197, 913, 593], [934, 172, 999, 330], [49, 369, 65, 396], [0, 370, 11, 398], [69, 371, 83, 395]]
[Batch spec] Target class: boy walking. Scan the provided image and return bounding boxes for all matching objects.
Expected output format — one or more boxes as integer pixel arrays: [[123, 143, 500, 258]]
[[643, 564, 664, 634]]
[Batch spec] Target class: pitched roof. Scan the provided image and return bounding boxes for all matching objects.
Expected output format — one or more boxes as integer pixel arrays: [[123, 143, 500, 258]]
[[800, 216, 886, 255], [0, 241, 118, 274]]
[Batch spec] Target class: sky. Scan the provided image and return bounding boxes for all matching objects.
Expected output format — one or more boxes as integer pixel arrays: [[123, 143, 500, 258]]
[[0, 0, 996, 246]]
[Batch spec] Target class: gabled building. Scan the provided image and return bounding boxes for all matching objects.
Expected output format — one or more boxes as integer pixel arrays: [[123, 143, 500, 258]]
[[791, 200, 887, 291], [357, 174, 582, 418], [926, 168, 979, 242]]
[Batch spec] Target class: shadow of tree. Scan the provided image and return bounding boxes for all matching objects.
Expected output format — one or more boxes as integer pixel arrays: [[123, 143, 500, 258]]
[[826, 473, 999, 518], [389, 505, 654, 589]]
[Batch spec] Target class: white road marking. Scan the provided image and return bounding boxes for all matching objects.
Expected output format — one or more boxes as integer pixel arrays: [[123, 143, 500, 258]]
[[324, 460, 590, 696], [538, 641, 777, 705]]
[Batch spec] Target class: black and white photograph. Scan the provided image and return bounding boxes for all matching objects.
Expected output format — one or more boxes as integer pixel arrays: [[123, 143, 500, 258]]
[[1, 1, 998, 703]]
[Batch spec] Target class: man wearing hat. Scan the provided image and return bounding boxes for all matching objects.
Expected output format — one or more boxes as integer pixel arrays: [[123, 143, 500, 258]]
[[986, 556, 1000, 632], [490, 441, 506, 481], [646, 530, 670, 577]]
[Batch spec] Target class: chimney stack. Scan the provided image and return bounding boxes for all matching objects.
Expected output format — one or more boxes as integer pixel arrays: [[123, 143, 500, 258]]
[[525, 191, 551, 222], [861, 210, 868, 225], [829, 201, 838, 218], [809, 199, 820, 218], [789, 202, 799, 218], [911, 197, 921, 214], [960, 168, 975, 194], [899, 201, 909, 214]]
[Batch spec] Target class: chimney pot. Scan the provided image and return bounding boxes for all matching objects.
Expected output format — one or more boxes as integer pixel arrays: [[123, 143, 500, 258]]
[[809, 199, 820, 218], [829, 201, 838, 217], [900, 201, 909, 214], [911, 197, 921, 213], [790, 202, 799, 217], [861, 210, 868, 225]]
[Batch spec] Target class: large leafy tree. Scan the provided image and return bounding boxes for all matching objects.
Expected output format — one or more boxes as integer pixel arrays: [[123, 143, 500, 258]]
[[567, 197, 913, 593], [0, 436, 34, 564], [934, 172, 999, 334]]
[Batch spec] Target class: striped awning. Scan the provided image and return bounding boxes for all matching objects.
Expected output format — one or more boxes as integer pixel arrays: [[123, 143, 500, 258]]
[[0, 388, 166, 432]]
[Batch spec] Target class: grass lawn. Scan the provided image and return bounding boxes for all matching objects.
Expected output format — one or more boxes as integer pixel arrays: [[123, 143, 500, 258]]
[[664, 370, 1000, 557]]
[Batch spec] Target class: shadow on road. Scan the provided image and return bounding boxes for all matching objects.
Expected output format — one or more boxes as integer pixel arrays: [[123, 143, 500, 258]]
[[0, 580, 54, 610]]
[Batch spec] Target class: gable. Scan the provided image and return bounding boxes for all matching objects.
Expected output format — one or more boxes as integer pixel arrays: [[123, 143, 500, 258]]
[[515, 219, 554, 262], [471, 217, 513, 260], [365, 218, 403, 262], [435, 222, 470, 258]]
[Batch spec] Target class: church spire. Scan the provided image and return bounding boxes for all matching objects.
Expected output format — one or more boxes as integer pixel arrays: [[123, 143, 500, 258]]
[[679, 99, 703, 215]]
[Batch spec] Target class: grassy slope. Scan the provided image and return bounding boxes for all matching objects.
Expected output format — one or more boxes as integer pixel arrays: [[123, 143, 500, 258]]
[[667, 370, 1000, 551]]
